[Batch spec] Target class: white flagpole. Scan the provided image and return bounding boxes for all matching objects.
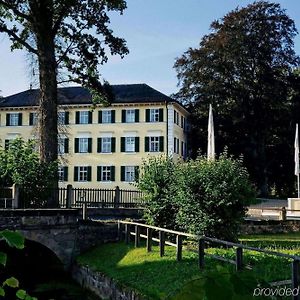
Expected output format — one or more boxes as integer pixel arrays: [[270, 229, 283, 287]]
[[207, 104, 215, 160], [295, 123, 300, 198]]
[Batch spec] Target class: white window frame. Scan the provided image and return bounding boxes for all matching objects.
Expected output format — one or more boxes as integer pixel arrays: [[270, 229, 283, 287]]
[[58, 166, 65, 182], [102, 137, 112, 153], [79, 137, 88, 153], [101, 166, 111, 181], [102, 110, 112, 123], [58, 138, 65, 154], [58, 112, 66, 125], [125, 166, 135, 182], [126, 109, 135, 123], [10, 113, 19, 126], [79, 111, 89, 124], [125, 137, 135, 152], [31, 113, 38, 126], [78, 166, 88, 182], [150, 109, 160, 122], [150, 136, 160, 152]]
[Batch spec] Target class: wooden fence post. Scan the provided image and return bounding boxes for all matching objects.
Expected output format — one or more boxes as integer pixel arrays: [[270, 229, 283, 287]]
[[125, 224, 130, 244], [147, 228, 152, 252], [135, 225, 140, 247], [176, 235, 182, 261], [159, 231, 165, 257], [66, 184, 73, 208], [82, 202, 87, 220], [118, 221, 122, 241], [198, 238, 205, 269], [114, 186, 120, 208], [236, 247, 243, 271], [292, 260, 300, 300], [12, 184, 19, 209]]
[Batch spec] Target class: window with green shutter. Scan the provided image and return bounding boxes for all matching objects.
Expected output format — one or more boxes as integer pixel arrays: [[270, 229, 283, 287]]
[[111, 137, 116, 152], [111, 166, 115, 181], [98, 111, 102, 123], [145, 109, 150, 122], [74, 166, 79, 181], [135, 137, 140, 152], [145, 137, 150, 152], [135, 109, 139, 122], [159, 136, 164, 152], [87, 166, 92, 181], [97, 138, 102, 153], [111, 110, 116, 123], [121, 137, 125, 152], [159, 108, 164, 122], [88, 138, 92, 153]]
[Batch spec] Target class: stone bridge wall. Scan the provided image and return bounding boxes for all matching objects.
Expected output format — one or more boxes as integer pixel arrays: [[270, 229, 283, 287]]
[[0, 209, 119, 268]]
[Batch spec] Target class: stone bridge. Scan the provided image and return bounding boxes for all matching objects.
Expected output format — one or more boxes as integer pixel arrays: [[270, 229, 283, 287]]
[[0, 209, 119, 269]]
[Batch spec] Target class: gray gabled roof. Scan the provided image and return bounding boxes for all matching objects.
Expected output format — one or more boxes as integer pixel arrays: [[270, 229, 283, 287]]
[[0, 84, 175, 108]]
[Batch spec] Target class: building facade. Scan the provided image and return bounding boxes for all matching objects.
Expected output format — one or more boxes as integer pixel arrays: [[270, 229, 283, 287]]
[[0, 84, 189, 189]]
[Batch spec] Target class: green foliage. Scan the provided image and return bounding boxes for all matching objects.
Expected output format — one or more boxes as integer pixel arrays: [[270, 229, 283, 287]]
[[0, 230, 37, 300], [176, 153, 255, 241], [137, 155, 181, 229], [171, 266, 268, 300], [0, 230, 24, 249], [138, 153, 255, 241], [174, 1, 300, 197], [0, 138, 57, 207]]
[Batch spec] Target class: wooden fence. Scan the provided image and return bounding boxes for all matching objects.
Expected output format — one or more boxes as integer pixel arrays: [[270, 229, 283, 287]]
[[118, 221, 300, 300]]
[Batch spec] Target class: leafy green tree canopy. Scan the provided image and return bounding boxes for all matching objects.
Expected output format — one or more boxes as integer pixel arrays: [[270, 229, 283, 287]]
[[174, 1, 299, 196]]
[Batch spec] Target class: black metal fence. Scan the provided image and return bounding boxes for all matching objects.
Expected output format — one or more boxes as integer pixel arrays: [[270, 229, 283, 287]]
[[15, 185, 144, 209]]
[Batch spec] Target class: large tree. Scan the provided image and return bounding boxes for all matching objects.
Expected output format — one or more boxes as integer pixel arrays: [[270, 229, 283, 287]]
[[0, 0, 128, 164], [174, 1, 299, 196]]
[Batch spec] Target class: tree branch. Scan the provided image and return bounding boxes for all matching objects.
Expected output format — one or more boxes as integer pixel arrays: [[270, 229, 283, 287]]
[[0, 1, 31, 21], [0, 24, 38, 54]]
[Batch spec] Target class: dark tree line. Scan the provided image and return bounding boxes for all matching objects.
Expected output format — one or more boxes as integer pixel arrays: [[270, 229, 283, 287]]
[[174, 1, 300, 197]]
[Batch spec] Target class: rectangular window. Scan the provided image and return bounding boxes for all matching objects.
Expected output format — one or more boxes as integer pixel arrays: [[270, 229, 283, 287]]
[[29, 112, 38, 126], [58, 166, 68, 182], [79, 138, 88, 153], [101, 166, 111, 181], [102, 110, 112, 123], [125, 166, 135, 182], [74, 166, 91, 182], [150, 109, 160, 122], [125, 137, 135, 152], [150, 136, 160, 152], [78, 166, 88, 182], [58, 111, 70, 125], [79, 111, 89, 124], [126, 110, 135, 123], [58, 138, 68, 154], [102, 137, 112, 153], [7, 113, 21, 126]]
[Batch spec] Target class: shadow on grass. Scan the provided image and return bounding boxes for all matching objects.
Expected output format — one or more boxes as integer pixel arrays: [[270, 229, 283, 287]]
[[77, 241, 293, 300]]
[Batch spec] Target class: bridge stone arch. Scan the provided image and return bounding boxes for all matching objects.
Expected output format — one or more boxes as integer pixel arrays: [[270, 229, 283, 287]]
[[19, 229, 76, 267]]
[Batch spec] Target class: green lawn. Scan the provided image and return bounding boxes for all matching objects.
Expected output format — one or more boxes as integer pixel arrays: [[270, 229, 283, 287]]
[[77, 233, 300, 299]]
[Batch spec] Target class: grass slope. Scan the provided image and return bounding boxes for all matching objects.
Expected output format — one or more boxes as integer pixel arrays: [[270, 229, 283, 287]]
[[77, 233, 300, 299]]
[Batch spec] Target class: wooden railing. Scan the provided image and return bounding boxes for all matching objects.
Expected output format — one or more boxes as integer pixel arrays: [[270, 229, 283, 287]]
[[118, 221, 300, 300]]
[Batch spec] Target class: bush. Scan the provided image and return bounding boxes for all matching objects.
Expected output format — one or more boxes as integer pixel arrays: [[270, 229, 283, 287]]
[[176, 153, 255, 241], [0, 138, 57, 208], [137, 155, 181, 229], [137, 153, 255, 241]]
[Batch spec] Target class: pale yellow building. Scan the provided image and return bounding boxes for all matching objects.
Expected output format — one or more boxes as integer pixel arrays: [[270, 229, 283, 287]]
[[0, 84, 189, 189]]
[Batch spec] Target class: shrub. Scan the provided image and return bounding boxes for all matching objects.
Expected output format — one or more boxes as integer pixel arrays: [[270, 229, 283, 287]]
[[137, 153, 255, 241], [176, 153, 255, 241], [0, 138, 57, 208], [137, 155, 182, 229]]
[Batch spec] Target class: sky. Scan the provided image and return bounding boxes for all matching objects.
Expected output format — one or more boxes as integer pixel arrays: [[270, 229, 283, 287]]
[[0, 0, 300, 97]]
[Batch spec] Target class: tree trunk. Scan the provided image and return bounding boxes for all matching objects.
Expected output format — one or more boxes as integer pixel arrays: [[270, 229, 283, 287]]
[[31, 0, 59, 207]]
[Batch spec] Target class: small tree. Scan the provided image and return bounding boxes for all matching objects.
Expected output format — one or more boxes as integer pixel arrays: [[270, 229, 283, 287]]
[[176, 154, 255, 241], [137, 156, 181, 229], [0, 138, 57, 208]]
